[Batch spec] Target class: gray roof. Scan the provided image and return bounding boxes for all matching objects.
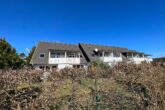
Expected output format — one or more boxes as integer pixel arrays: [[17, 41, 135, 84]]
[[79, 43, 145, 62], [31, 41, 151, 65], [30, 41, 87, 65]]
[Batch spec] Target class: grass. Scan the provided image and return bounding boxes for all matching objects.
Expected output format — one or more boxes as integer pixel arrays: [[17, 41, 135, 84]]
[[39, 77, 135, 109], [55, 79, 72, 99], [17, 83, 41, 90]]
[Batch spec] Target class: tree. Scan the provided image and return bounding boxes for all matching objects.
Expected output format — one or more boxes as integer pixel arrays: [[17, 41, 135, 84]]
[[0, 38, 25, 69], [26, 46, 36, 65], [19, 53, 26, 59]]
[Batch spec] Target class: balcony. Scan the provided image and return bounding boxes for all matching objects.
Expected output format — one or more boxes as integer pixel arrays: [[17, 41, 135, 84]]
[[48, 51, 81, 64], [49, 58, 81, 64], [129, 57, 153, 64], [98, 52, 123, 63], [100, 57, 122, 63]]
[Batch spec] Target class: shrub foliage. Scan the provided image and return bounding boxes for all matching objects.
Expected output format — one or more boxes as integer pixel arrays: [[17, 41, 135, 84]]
[[0, 63, 165, 110]]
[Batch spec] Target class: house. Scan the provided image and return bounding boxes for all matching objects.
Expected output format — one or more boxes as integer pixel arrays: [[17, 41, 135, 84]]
[[153, 57, 165, 66], [79, 43, 152, 65], [30, 41, 153, 70], [30, 42, 87, 70]]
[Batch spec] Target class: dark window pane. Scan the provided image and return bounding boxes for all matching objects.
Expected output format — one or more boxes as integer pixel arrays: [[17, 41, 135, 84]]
[[39, 53, 45, 58]]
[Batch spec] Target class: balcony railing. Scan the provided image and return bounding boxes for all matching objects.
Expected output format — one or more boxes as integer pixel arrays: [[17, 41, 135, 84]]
[[49, 58, 81, 64], [99, 57, 123, 63], [128, 57, 153, 64]]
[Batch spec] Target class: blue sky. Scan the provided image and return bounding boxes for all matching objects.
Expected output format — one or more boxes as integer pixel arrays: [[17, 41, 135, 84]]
[[0, 0, 165, 57]]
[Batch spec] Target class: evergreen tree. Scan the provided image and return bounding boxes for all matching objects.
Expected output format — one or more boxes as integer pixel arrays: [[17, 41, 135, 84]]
[[0, 38, 25, 69]]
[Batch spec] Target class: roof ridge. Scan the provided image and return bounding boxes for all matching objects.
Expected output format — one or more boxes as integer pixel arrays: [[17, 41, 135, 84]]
[[79, 42, 129, 50], [39, 41, 78, 46]]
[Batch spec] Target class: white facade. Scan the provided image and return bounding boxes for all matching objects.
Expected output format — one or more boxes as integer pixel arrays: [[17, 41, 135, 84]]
[[128, 57, 153, 64], [99, 51, 153, 65], [100, 57, 123, 63], [125, 53, 153, 64], [99, 52, 123, 66], [49, 58, 81, 64], [48, 51, 82, 69]]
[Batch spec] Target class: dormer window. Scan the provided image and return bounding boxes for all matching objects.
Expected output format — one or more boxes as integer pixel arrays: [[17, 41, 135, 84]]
[[39, 53, 45, 58]]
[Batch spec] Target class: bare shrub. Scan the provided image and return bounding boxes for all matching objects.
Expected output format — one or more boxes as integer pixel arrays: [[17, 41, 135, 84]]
[[112, 63, 165, 110], [0, 64, 165, 110]]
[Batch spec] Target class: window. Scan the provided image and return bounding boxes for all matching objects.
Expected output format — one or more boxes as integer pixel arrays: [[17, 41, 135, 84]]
[[39, 66, 44, 70], [67, 53, 75, 58], [39, 53, 45, 58], [139, 54, 143, 58], [113, 52, 121, 57], [134, 54, 139, 58], [52, 65, 57, 69], [50, 52, 65, 58], [127, 53, 132, 58], [67, 52, 80, 58], [51, 53, 59, 58], [98, 53, 102, 57], [104, 52, 112, 57]]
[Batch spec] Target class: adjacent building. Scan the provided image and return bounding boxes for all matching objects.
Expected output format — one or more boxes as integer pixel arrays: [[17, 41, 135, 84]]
[[30, 41, 153, 70], [153, 57, 165, 66]]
